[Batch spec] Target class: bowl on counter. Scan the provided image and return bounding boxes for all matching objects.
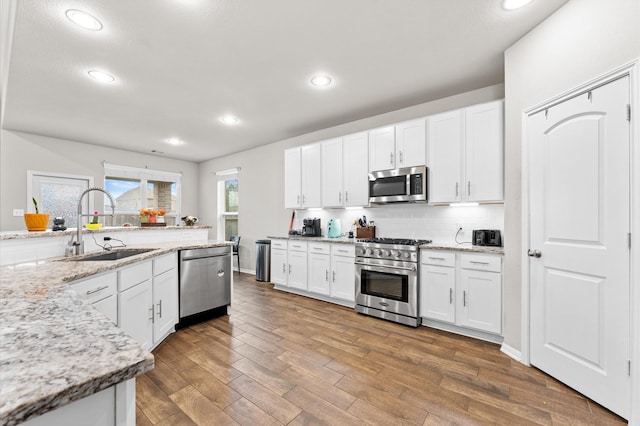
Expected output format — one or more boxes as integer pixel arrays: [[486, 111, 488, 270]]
[[85, 223, 103, 230]]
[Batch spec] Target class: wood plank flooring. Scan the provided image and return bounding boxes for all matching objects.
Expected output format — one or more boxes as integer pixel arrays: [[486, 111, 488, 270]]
[[136, 273, 627, 425]]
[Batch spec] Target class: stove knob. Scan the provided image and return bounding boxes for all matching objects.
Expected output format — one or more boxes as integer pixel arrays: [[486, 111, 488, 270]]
[[374, 249, 381, 256], [403, 252, 411, 258], [383, 250, 391, 256], [392, 250, 401, 258], [365, 248, 373, 255]]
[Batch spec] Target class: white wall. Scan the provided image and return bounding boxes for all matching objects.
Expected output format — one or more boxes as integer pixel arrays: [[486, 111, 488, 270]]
[[0, 129, 200, 231], [199, 84, 505, 273], [503, 0, 640, 351]]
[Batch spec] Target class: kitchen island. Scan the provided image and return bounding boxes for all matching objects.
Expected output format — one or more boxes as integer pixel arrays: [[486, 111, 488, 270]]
[[0, 237, 232, 426]]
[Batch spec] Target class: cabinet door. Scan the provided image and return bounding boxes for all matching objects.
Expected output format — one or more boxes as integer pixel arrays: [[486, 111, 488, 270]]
[[307, 253, 331, 295], [420, 265, 455, 323], [321, 138, 344, 207], [457, 269, 502, 334], [288, 250, 307, 290], [284, 147, 301, 208], [428, 110, 464, 203], [119, 280, 153, 351], [343, 132, 369, 206], [331, 255, 355, 302], [368, 126, 395, 171], [270, 249, 288, 286], [395, 118, 426, 168], [301, 144, 322, 207], [153, 268, 178, 344], [465, 100, 504, 202], [93, 295, 117, 325]]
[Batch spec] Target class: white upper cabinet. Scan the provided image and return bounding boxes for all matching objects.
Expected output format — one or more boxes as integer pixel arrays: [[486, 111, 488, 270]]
[[395, 118, 426, 169], [369, 120, 426, 172], [284, 147, 302, 208], [321, 138, 344, 208], [342, 132, 369, 207], [465, 101, 504, 202], [285, 144, 322, 208], [428, 100, 504, 203], [428, 110, 464, 203], [368, 126, 395, 171]]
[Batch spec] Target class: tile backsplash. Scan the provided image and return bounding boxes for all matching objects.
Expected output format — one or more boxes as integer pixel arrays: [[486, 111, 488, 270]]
[[295, 203, 504, 244]]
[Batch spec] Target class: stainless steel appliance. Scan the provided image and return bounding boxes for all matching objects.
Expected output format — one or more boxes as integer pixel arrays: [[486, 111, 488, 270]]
[[369, 166, 427, 204], [302, 218, 321, 236], [178, 246, 231, 328], [355, 238, 431, 327], [472, 229, 502, 247]]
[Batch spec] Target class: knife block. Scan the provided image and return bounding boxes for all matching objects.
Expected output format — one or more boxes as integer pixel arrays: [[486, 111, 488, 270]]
[[356, 226, 375, 239]]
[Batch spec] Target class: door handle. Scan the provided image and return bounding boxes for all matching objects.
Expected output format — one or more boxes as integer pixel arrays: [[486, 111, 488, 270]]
[[390, 152, 394, 165], [338, 192, 342, 203], [455, 182, 459, 197], [282, 263, 286, 273], [325, 270, 329, 281], [399, 150, 403, 164], [527, 249, 542, 258], [157, 300, 162, 318], [449, 288, 453, 304]]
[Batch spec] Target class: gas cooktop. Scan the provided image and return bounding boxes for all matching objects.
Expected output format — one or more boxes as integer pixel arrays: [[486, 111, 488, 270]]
[[357, 238, 432, 246]]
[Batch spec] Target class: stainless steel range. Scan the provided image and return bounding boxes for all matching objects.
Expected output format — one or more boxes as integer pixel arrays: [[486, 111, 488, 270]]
[[355, 238, 431, 327]]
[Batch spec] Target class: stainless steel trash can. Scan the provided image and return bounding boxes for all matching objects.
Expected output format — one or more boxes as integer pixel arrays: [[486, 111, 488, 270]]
[[255, 239, 271, 282]]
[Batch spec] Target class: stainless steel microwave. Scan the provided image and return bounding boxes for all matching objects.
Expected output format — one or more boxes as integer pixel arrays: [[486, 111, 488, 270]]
[[368, 166, 427, 204]]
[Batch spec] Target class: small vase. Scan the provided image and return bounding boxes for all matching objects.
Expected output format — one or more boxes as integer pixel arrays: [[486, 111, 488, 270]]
[[24, 213, 50, 232]]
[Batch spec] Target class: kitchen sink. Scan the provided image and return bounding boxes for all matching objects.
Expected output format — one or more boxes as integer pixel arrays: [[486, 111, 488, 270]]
[[75, 248, 157, 261]]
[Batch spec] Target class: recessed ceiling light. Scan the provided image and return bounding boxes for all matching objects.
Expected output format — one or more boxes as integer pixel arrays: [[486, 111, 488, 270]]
[[219, 115, 240, 126], [88, 70, 115, 83], [502, 0, 534, 10], [165, 137, 184, 146], [65, 9, 103, 31], [310, 74, 333, 88]]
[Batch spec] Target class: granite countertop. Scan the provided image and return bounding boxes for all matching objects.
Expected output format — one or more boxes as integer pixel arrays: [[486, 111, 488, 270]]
[[0, 225, 212, 241], [0, 240, 232, 426], [267, 236, 504, 254]]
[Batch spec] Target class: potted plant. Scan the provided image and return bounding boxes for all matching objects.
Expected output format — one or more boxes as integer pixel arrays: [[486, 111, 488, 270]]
[[24, 198, 50, 232]]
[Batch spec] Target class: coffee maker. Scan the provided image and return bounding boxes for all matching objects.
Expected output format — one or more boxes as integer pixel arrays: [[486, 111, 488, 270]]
[[302, 218, 321, 237]]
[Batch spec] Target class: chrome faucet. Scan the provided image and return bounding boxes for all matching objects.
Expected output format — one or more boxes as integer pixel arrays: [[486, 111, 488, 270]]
[[69, 187, 116, 255]]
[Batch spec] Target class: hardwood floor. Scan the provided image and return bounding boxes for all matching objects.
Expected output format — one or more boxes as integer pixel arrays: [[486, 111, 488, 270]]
[[136, 273, 626, 425]]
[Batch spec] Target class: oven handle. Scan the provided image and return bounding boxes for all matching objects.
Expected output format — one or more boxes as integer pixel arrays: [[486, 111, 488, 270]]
[[354, 260, 416, 272]]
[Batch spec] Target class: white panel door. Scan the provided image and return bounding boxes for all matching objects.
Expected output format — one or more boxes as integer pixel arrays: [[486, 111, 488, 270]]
[[287, 251, 308, 290], [428, 110, 464, 203], [301, 144, 322, 208], [465, 100, 504, 202], [368, 126, 395, 171], [321, 138, 344, 207], [457, 269, 501, 334], [529, 76, 630, 419], [284, 148, 301, 208], [118, 280, 153, 351], [307, 253, 331, 295], [395, 118, 426, 168], [331, 255, 355, 302], [270, 249, 287, 286], [343, 132, 369, 206], [420, 265, 455, 323], [153, 268, 178, 344]]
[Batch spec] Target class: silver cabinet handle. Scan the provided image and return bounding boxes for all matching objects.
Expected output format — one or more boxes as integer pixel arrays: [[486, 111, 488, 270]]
[[332, 271, 336, 282], [449, 288, 453, 304], [289, 264, 292, 274], [467, 181, 471, 197], [337, 249, 348, 253], [469, 261, 490, 265], [399, 150, 403, 164], [86, 285, 108, 295], [325, 270, 329, 281], [149, 306, 154, 322], [282, 263, 286, 273], [463, 291, 467, 307], [428, 256, 445, 260], [297, 194, 300, 205], [390, 152, 394, 165], [338, 192, 342, 203], [302, 194, 306, 204], [455, 182, 459, 197], [345, 191, 349, 203], [528, 249, 542, 258], [157, 300, 162, 318]]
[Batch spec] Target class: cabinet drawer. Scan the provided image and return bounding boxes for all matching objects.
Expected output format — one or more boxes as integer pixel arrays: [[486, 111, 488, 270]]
[[308, 242, 330, 254], [460, 254, 502, 273], [153, 252, 177, 277], [71, 271, 117, 304], [271, 239, 287, 250], [288, 240, 308, 252], [331, 244, 355, 258], [421, 250, 455, 267], [118, 261, 153, 292]]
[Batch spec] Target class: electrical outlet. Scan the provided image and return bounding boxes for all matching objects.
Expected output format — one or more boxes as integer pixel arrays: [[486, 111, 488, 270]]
[[13, 209, 24, 217]]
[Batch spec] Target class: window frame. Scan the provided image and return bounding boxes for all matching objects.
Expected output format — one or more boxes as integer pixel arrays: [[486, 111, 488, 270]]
[[216, 169, 239, 241]]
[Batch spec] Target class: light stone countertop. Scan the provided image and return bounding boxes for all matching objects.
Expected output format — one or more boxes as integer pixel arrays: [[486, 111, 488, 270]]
[[267, 236, 504, 254], [0, 225, 212, 240], [0, 240, 232, 426]]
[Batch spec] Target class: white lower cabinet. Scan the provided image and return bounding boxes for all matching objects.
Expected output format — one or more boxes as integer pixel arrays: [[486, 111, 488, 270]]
[[330, 245, 355, 302], [152, 253, 179, 345], [287, 241, 308, 290], [307, 243, 331, 295], [420, 250, 502, 339], [270, 239, 288, 286], [119, 278, 154, 351], [70, 271, 118, 324]]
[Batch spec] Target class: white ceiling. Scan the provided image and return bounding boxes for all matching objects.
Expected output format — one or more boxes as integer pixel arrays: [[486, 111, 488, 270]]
[[3, 0, 568, 162]]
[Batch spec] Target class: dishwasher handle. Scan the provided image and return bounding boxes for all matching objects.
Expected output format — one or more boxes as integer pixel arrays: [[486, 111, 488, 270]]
[[180, 246, 231, 261]]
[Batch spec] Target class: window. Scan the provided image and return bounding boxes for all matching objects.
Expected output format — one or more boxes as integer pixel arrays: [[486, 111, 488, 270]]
[[216, 169, 239, 241], [27, 171, 93, 229], [104, 163, 181, 226]]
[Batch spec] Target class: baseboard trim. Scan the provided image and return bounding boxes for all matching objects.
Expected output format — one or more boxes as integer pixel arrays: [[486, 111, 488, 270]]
[[500, 343, 524, 364]]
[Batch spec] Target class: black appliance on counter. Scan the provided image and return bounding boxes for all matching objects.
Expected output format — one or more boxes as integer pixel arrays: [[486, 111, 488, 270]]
[[472, 230, 502, 247], [302, 218, 321, 237]]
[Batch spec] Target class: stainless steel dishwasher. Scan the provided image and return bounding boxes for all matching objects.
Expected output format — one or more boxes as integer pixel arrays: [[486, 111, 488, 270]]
[[178, 246, 231, 328]]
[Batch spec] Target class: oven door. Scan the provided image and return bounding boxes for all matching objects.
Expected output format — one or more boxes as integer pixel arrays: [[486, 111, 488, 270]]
[[355, 258, 418, 318]]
